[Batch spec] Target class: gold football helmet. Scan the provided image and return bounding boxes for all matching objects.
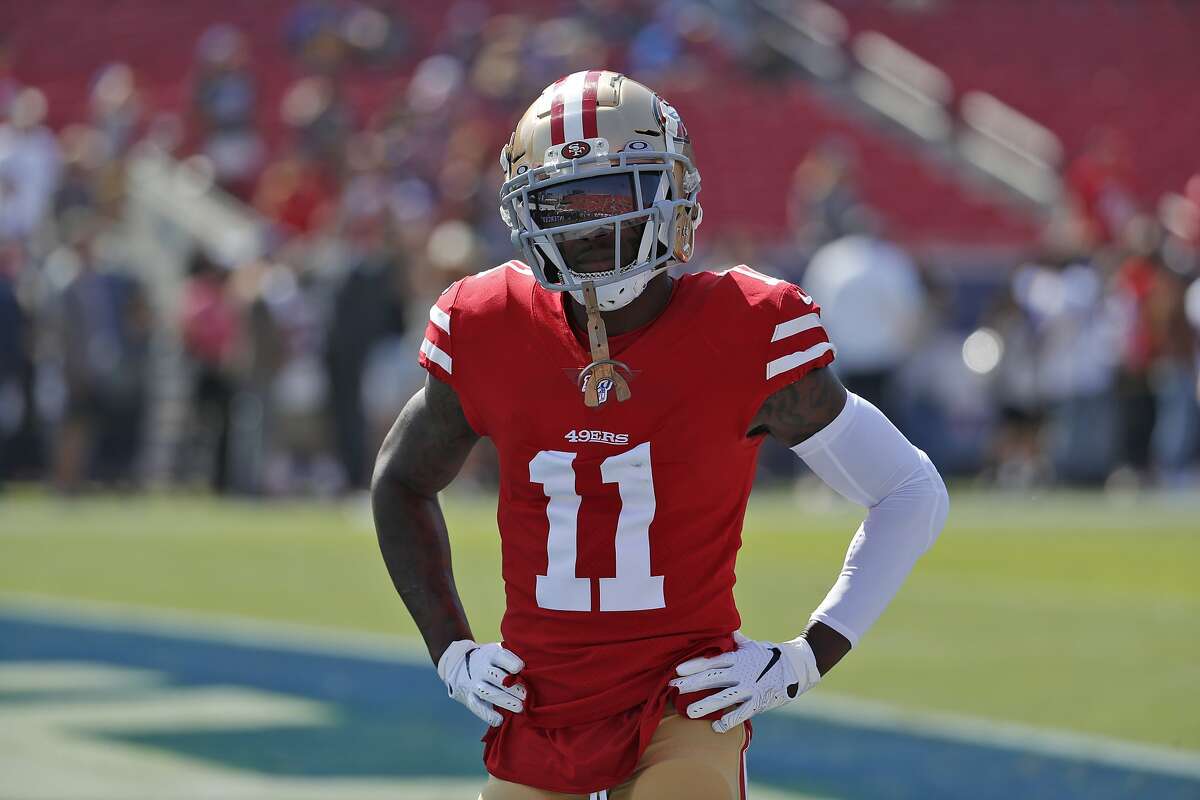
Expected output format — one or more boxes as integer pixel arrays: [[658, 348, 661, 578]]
[[499, 70, 703, 312]]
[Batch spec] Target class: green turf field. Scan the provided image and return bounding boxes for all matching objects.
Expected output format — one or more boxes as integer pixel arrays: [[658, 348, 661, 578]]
[[1, 489, 1197, 752]]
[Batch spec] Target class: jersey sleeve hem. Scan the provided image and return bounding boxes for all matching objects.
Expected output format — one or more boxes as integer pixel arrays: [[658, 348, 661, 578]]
[[417, 337, 453, 382], [763, 343, 836, 393], [417, 280, 463, 387]]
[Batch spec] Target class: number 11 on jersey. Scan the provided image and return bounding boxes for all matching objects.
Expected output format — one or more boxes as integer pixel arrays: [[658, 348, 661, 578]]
[[529, 443, 665, 612]]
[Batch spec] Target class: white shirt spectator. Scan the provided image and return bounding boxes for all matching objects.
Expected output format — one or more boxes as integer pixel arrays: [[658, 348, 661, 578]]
[[1186, 276, 1200, 337], [1186, 276, 1200, 394], [802, 234, 925, 374], [1013, 261, 1120, 402], [0, 90, 62, 240]]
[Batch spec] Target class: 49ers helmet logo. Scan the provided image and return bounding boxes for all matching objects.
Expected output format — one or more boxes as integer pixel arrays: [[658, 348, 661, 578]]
[[562, 140, 591, 159]]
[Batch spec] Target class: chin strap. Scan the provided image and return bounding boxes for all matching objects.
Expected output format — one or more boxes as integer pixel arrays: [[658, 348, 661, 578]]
[[577, 282, 632, 408]]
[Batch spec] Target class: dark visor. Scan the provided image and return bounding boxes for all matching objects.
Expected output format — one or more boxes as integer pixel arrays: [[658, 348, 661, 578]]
[[528, 171, 664, 231]]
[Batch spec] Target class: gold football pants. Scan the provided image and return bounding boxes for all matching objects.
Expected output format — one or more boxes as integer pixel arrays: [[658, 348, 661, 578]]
[[478, 711, 750, 800]]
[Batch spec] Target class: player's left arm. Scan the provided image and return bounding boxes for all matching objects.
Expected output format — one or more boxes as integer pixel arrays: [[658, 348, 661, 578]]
[[674, 366, 949, 732], [757, 366, 949, 661], [750, 366, 855, 674]]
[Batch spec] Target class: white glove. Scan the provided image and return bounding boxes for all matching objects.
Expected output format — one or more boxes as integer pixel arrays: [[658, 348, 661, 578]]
[[436, 639, 527, 727], [670, 631, 821, 733]]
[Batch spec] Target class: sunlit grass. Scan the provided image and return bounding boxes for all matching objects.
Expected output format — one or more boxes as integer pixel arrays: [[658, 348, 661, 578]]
[[2, 488, 1197, 749]]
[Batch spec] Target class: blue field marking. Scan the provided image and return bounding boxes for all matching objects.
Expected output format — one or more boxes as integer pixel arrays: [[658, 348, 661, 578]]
[[2, 610, 1198, 800]]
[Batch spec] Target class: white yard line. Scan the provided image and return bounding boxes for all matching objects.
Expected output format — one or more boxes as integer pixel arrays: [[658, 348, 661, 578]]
[[0, 681, 335, 732], [4, 592, 1199, 781], [0, 662, 165, 693]]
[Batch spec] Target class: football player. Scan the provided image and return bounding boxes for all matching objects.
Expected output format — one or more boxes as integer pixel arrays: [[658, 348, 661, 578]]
[[373, 71, 949, 799]]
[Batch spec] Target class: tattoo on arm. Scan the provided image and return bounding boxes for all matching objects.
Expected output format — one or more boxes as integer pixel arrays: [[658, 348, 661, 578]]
[[371, 374, 480, 665], [748, 367, 848, 446]]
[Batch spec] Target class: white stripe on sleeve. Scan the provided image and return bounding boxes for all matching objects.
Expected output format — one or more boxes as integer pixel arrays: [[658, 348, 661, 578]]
[[429, 304, 451, 335], [765, 341, 834, 380], [420, 338, 452, 374], [770, 313, 821, 343]]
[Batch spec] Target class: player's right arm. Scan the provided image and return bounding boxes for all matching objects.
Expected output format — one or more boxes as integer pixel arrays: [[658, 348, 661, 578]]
[[371, 373, 526, 726], [371, 372, 478, 665]]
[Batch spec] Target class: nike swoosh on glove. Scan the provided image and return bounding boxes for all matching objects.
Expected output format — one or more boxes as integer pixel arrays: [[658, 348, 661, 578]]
[[436, 639, 526, 727], [670, 631, 821, 733]]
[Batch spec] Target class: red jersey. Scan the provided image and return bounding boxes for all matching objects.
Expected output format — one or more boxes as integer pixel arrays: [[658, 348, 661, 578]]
[[418, 262, 835, 792]]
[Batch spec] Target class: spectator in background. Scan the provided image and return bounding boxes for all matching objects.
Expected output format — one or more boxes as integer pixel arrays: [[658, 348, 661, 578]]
[[1186, 175, 1200, 251], [286, 0, 347, 75], [1016, 219, 1121, 485], [1111, 218, 1165, 480], [464, 14, 520, 103], [254, 148, 335, 239], [257, 259, 338, 495], [0, 239, 24, 486], [979, 288, 1045, 488], [341, 2, 410, 69], [95, 257, 150, 487], [787, 138, 863, 256], [47, 215, 150, 491], [56, 119, 127, 244], [84, 65, 143, 221], [1148, 242, 1199, 485], [280, 75, 353, 171], [181, 250, 241, 493], [1065, 128, 1138, 248], [192, 25, 263, 199], [895, 279, 993, 475], [401, 54, 467, 166], [0, 88, 61, 242], [0, 240, 41, 482], [801, 213, 925, 425], [325, 205, 408, 490], [1185, 278, 1200, 466], [55, 125, 104, 220], [90, 63, 141, 159], [286, 1, 406, 74]]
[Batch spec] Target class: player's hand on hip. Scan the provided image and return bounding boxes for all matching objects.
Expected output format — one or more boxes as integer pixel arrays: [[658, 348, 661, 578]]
[[670, 631, 821, 733], [436, 639, 526, 727]]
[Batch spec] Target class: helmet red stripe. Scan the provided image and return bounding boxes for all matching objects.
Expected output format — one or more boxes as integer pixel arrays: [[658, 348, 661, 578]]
[[581, 70, 601, 139], [550, 76, 567, 145]]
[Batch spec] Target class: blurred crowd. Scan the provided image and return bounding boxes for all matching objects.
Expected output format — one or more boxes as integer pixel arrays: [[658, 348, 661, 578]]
[[776, 135, 1200, 490], [0, 1, 1198, 496], [0, 1, 753, 495]]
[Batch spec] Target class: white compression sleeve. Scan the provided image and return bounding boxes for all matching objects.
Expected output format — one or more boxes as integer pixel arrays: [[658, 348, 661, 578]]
[[791, 393, 949, 646]]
